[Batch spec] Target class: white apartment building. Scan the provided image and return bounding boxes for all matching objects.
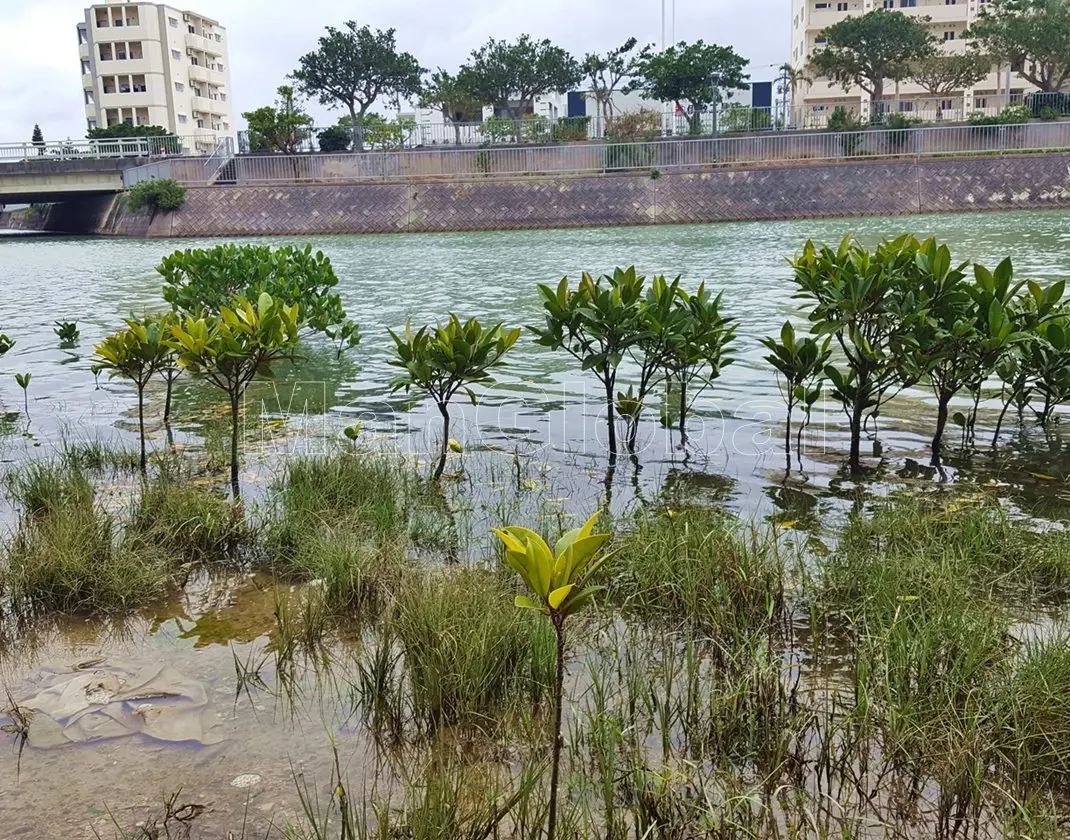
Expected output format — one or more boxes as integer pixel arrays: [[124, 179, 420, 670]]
[[77, 3, 234, 151], [789, 0, 1037, 125]]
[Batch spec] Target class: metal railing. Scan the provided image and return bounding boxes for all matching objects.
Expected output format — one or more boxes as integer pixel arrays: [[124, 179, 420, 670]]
[[170, 121, 1070, 187], [0, 134, 235, 164], [202, 136, 235, 184]]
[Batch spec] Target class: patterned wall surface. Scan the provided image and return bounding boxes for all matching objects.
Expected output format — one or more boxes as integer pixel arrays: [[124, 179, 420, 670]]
[[30, 152, 1070, 238]]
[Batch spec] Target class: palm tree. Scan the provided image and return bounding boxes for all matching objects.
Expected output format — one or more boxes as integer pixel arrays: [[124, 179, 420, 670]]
[[779, 62, 812, 127]]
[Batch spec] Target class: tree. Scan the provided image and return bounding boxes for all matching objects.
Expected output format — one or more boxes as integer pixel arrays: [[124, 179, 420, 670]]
[[87, 123, 180, 154], [31, 124, 44, 154], [93, 316, 172, 472], [292, 21, 423, 150], [494, 511, 610, 840], [462, 35, 583, 119], [967, 0, 1070, 92], [317, 124, 352, 153], [808, 10, 936, 108], [158, 244, 359, 357], [762, 322, 830, 471], [583, 38, 648, 128], [419, 69, 484, 146], [779, 62, 811, 125], [242, 86, 313, 155], [628, 41, 750, 134], [531, 268, 646, 461], [909, 53, 992, 104], [388, 315, 519, 480], [168, 293, 301, 496]]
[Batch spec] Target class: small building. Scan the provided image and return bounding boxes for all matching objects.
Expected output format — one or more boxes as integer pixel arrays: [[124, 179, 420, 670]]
[[77, 2, 235, 152]]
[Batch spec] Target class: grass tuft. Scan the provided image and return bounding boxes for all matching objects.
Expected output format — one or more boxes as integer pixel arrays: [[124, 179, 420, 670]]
[[129, 478, 246, 561]]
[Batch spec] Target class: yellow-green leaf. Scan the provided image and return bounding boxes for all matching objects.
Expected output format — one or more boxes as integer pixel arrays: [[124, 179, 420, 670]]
[[548, 584, 574, 610]]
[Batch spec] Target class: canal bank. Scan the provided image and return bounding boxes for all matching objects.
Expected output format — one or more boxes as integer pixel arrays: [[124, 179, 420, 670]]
[[7, 151, 1070, 237]]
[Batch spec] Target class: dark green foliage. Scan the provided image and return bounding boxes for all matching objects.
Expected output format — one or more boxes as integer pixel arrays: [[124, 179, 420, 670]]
[[317, 124, 352, 152], [967, 0, 1070, 93], [461, 35, 582, 120], [124, 178, 186, 212]]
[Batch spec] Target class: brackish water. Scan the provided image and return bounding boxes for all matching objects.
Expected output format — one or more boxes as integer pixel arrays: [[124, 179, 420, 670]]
[[2, 212, 1070, 837]]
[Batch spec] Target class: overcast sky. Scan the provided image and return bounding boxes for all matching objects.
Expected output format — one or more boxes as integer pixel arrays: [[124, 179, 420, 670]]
[[1, 0, 790, 141]]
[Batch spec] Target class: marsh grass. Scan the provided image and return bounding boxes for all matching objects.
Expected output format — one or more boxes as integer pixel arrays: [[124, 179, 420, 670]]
[[392, 569, 555, 733], [3, 463, 171, 613], [130, 478, 247, 562], [611, 507, 787, 636], [59, 439, 142, 474], [282, 533, 409, 615]]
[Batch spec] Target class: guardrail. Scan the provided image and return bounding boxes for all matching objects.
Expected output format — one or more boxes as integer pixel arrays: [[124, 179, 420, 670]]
[[0, 134, 234, 164], [168, 121, 1070, 188]]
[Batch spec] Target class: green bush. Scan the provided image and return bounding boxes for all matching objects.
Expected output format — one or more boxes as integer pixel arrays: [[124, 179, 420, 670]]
[[124, 178, 186, 212], [1038, 105, 1060, 122], [827, 106, 863, 155], [552, 116, 591, 142], [318, 124, 352, 153]]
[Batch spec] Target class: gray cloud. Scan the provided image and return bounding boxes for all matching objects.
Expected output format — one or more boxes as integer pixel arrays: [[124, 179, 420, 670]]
[[0, 0, 790, 141]]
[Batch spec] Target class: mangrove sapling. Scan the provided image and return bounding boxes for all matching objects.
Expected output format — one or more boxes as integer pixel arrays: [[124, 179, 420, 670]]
[[619, 275, 689, 453], [762, 320, 831, 471], [53, 321, 79, 345], [93, 317, 171, 473], [168, 292, 301, 497], [662, 283, 737, 446], [388, 314, 520, 481], [0, 333, 13, 355], [1024, 320, 1070, 428], [13, 372, 31, 416], [791, 235, 924, 472], [494, 512, 612, 840], [159, 243, 359, 353], [531, 268, 646, 461]]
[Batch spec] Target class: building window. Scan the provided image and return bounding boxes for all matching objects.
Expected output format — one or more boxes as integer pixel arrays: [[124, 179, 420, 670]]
[[84, 89, 95, 105], [169, 16, 178, 27], [898, 100, 914, 113], [131, 74, 146, 93], [81, 59, 91, 74], [178, 114, 189, 124], [196, 118, 205, 128], [944, 30, 956, 40], [837, 1, 848, 8], [217, 63, 225, 71], [78, 27, 88, 44], [223, 122, 230, 131], [940, 98, 954, 110], [172, 49, 181, 60], [188, 24, 195, 34], [976, 96, 987, 108], [87, 119, 98, 131], [99, 44, 114, 61], [175, 82, 185, 92]]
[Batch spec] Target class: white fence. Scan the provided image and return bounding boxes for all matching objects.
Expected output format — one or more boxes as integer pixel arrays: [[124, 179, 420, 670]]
[[161, 121, 1070, 187], [0, 134, 231, 164]]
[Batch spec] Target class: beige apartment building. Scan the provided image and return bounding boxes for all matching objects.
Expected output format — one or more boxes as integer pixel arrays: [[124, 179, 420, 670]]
[[77, 2, 234, 151], [789, 0, 1037, 125]]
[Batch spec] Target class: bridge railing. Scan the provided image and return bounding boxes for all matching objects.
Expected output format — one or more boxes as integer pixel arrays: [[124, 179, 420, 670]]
[[166, 119, 1070, 187], [0, 138, 155, 163]]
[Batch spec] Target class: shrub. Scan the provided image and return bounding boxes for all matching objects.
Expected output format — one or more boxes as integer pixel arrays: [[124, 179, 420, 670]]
[[552, 116, 591, 142], [605, 107, 661, 142], [129, 479, 245, 561], [827, 106, 863, 155], [317, 124, 352, 153], [1038, 105, 1060, 122], [124, 178, 186, 212]]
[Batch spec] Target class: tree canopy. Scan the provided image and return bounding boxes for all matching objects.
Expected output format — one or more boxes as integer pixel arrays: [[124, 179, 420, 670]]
[[583, 38, 649, 124], [461, 35, 583, 119], [419, 69, 485, 144], [242, 86, 313, 154], [291, 20, 424, 148], [909, 52, 992, 99], [628, 41, 750, 134], [968, 0, 1070, 92], [808, 9, 936, 103]]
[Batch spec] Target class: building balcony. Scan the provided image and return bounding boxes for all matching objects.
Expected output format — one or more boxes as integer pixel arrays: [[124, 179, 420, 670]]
[[188, 64, 226, 86], [82, 72, 93, 89], [79, 41, 90, 59], [185, 32, 223, 57], [191, 96, 229, 116], [98, 91, 155, 109]]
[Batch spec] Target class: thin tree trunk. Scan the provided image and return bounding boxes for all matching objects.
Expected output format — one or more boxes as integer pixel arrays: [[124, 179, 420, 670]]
[[137, 382, 147, 473], [548, 615, 566, 840], [229, 389, 241, 498], [604, 376, 618, 462], [785, 400, 795, 473], [993, 393, 1015, 447], [434, 402, 450, 481], [849, 396, 866, 474], [163, 373, 174, 425], [932, 394, 950, 466], [350, 104, 363, 151], [678, 377, 688, 447]]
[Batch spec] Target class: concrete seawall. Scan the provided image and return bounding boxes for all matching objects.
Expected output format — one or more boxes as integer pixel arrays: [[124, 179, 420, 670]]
[[9, 152, 1070, 237]]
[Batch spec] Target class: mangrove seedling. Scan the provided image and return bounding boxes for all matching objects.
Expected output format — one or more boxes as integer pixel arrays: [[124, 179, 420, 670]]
[[168, 292, 301, 496], [388, 314, 519, 481], [762, 320, 830, 470], [0, 334, 14, 355], [790, 235, 923, 473], [493, 512, 611, 840], [14, 372, 31, 415], [54, 321, 80, 345], [93, 317, 171, 472], [662, 283, 737, 445], [532, 267, 645, 460], [146, 312, 182, 425]]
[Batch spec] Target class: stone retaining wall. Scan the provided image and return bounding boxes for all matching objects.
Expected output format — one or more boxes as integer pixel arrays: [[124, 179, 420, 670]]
[[10, 152, 1069, 237]]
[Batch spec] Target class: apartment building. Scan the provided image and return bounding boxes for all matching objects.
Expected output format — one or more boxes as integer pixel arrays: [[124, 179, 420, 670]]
[[77, 3, 234, 150], [789, 0, 1036, 125]]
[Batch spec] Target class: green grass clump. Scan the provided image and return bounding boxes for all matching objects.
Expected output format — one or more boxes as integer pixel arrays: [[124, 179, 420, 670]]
[[837, 494, 1070, 597], [611, 507, 785, 634], [3, 486, 168, 614], [266, 452, 408, 563], [129, 479, 246, 561], [59, 440, 142, 474], [285, 532, 408, 614], [7, 462, 94, 518], [393, 569, 555, 730], [994, 636, 1070, 790]]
